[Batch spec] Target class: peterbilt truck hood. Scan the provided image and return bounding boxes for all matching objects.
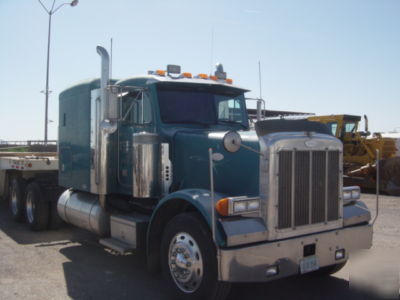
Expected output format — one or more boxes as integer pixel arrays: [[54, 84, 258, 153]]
[[171, 130, 260, 197]]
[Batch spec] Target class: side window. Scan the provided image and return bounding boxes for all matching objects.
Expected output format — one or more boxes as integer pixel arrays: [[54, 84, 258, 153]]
[[218, 100, 230, 119], [121, 90, 152, 125], [217, 98, 243, 122], [344, 122, 356, 133], [140, 92, 152, 124], [327, 122, 338, 136]]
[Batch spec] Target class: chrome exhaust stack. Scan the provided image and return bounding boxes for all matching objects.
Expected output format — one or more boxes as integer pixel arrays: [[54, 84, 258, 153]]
[[96, 46, 117, 207], [96, 46, 110, 120]]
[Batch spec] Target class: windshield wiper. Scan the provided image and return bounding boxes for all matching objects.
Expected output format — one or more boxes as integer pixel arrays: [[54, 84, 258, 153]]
[[218, 119, 247, 129]]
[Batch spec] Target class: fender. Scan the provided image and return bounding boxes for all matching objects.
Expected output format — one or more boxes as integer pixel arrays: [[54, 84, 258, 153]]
[[148, 188, 227, 246]]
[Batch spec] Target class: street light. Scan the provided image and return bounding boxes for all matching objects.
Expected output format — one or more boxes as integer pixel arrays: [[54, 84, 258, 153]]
[[38, 0, 78, 144]]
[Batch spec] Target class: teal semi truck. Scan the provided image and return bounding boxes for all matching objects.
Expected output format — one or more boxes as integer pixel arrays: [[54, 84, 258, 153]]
[[0, 46, 373, 299]]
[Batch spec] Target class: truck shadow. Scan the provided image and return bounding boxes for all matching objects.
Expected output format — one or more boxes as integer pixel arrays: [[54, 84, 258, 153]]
[[0, 200, 91, 245], [60, 243, 170, 300], [59, 240, 380, 300], [229, 276, 380, 300]]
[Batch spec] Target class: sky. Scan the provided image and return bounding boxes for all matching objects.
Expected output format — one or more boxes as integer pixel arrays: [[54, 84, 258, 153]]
[[0, 0, 399, 141]]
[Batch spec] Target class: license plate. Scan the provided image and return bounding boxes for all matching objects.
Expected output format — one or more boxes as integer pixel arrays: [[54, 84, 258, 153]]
[[300, 256, 319, 274]]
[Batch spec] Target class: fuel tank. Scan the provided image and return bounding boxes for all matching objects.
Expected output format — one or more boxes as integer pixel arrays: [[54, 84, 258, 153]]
[[57, 189, 110, 236]]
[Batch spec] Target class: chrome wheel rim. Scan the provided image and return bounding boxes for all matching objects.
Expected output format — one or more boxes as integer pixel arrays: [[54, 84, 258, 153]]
[[10, 187, 18, 216], [26, 191, 35, 224], [168, 232, 203, 293]]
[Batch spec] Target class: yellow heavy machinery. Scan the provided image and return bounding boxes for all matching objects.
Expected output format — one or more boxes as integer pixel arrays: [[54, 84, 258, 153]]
[[308, 114, 400, 195]]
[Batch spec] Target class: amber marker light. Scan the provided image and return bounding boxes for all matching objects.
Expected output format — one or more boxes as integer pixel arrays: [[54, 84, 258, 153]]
[[156, 70, 166, 76], [197, 73, 209, 79], [215, 198, 229, 216], [182, 72, 192, 78]]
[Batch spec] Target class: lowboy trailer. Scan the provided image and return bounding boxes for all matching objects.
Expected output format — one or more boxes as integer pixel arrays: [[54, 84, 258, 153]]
[[0, 46, 373, 300]]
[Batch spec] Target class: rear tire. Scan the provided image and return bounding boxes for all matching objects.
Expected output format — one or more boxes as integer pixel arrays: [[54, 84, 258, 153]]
[[47, 188, 64, 229], [160, 212, 231, 300], [48, 197, 64, 229], [9, 176, 26, 222], [25, 182, 49, 231]]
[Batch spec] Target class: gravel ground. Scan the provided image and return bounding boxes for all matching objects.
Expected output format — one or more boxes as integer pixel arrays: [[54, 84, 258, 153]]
[[0, 193, 398, 300]]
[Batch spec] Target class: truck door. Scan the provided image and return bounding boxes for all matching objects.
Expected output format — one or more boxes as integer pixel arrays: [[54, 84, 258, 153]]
[[117, 89, 153, 191]]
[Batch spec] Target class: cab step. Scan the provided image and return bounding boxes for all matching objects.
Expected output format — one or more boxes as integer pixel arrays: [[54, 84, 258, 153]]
[[99, 238, 135, 254], [99, 213, 149, 254]]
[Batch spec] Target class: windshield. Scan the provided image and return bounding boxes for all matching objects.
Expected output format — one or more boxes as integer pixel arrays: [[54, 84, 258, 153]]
[[157, 85, 248, 127], [344, 122, 356, 133], [327, 122, 338, 136]]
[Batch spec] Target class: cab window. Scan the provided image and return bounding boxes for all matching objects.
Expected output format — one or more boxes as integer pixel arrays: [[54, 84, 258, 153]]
[[327, 122, 338, 136], [121, 90, 152, 125], [344, 122, 356, 133], [216, 97, 244, 122]]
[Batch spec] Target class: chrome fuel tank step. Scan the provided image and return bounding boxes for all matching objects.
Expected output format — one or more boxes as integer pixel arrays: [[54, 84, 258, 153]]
[[107, 214, 149, 251]]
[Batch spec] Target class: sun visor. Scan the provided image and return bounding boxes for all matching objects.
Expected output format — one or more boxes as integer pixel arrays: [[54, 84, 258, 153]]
[[254, 119, 332, 137]]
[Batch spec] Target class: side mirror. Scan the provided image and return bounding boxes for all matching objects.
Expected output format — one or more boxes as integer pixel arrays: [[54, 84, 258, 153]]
[[223, 131, 242, 153]]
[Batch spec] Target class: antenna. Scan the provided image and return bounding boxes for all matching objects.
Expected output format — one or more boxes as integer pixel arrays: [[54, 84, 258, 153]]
[[210, 28, 214, 75], [256, 61, 264, 121], [110, 37, 113, 79], [258, 61, 262, 99]]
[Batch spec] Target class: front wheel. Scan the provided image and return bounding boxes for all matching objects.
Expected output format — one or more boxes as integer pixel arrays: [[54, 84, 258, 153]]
[[160, 212, 231, 300]]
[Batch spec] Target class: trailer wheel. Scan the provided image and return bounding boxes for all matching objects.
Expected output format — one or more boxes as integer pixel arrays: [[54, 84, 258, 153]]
[[160, 212, 231, 300], [48, 196, 64, 229], [25, 182, 49, 231], [9, 176, 26, 222]]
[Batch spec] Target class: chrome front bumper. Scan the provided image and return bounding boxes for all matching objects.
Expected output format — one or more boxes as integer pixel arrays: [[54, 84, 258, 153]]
[[218, 223, 372, 282]]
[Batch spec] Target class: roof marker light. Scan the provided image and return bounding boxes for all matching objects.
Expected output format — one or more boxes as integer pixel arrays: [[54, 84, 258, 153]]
[[156, 70, 166, 76], [197, 73, 209, 79], [182, 72, 192, 78]]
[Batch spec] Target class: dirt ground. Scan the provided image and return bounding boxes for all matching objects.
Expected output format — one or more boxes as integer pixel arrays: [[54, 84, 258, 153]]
[[0, 194, 398, 300]]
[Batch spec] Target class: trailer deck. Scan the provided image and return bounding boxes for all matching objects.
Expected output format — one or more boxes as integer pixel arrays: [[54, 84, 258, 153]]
[[0, 153, 58, 198]]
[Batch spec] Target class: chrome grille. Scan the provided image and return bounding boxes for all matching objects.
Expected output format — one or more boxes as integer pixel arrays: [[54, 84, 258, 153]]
[[278, 150, 340, 229]]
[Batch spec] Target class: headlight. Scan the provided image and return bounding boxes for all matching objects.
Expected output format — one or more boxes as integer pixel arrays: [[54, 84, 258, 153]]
[[233, 201, 247, 213], [216, 196, 261, 216], [343, 186, 361, 205], [351, 188, 361, 199], [247, 199, 260, 211], [343, 190, 352, 201]]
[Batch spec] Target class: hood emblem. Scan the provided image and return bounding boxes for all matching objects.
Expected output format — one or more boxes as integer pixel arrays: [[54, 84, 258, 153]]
[[212, 153, 224, 161], [305, 139, 318, 148]]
